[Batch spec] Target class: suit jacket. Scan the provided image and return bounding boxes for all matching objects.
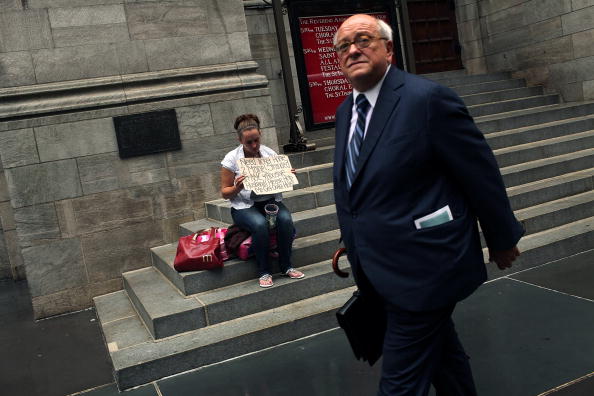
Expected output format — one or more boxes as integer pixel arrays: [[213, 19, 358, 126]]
[[333, 67, 524, 311]]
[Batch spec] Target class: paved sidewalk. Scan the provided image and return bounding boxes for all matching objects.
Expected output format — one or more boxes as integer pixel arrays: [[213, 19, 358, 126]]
[[1, 250, 593, 396]]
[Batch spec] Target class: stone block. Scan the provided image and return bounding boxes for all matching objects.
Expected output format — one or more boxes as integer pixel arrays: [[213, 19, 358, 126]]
[[29, 0, 122, 7], [464, 57, 488, 75], [572, 28, 594, 59], [0, 201, 15, 230], [48, 4, 125, 28], [485, 50, 517, 72], [0, 128, 39, 169], [168, 136, 236, 167], [456, 3, 478, 23], [116, 41, 149, 74], [549, 59, 579, 85], [461, 39, 483, 61], [52, 23, 130, 48], [458, 19, 481, 43], [22, 237, 86, 297], [229, 31, 252, 62], [89, 278, 122, 299], [31, 285, 90, 319], [32, 44, 120, 84], [0, 230, 10, 279], [206, 0, 247, 34], [253, 58, 273, 80], [584, 79, 594, 100], [125, 2, 208, 40], [14, 203, 61, 247], [249, 33, 278, 59], [562, 6, 594, 34], [246, 12, 270, 35], [559, 81, 585, 102], [4, 229, 24, 279], [210, 96, 274, 134], [145, 35, 236, 71], [34, 118, 118, 162], [5, 159, 82, 208], [81, 220, 163, 283], [176, 104, 214, 140], [0, 171, 8, 203], [515, 36, 573, 69], [260, 127, 279, 151], [0, 0, 21, 10], [0, 9, 52, 52], [482, 17, 563, 56], [268, 78, 287, 105], [479, 0, 526, 17], [160, 214, 194, 242], [76, 152, 121, 195], [572, 0, 594, 10], [56, 188, 154, 236], [273, 103, 289, 128], [0, 52, 36, 88], [485, 0, 571, 35]]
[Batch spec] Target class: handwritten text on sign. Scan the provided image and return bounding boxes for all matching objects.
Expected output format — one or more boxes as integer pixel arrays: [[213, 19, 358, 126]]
[[238, 155, 299, 195]]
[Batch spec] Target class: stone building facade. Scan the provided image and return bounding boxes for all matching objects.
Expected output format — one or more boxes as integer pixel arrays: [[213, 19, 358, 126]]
[[457, 0, 594, 100], [1, 0, 593, 318]]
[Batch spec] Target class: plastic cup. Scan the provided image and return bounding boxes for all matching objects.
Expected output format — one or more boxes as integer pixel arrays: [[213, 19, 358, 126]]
[[264, 203, 279, 229]]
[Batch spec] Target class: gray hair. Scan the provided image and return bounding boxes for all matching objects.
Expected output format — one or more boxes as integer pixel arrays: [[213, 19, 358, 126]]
[[333, 16, 393, 46]]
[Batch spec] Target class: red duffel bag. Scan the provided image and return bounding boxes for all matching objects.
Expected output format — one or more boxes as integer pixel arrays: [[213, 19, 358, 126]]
[[174, 227, 223, 271]]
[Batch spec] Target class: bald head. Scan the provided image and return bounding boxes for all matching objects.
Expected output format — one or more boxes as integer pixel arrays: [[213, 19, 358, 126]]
[[334, 14, 394, 92]]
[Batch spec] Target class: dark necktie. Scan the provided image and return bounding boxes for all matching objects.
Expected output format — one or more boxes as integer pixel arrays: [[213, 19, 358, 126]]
[[345, 94, 370, 190]]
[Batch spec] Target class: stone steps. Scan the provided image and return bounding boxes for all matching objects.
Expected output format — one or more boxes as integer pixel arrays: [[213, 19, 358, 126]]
[[123, 257, 353, 339], [95, 286, 357, 390], [94, 70, 594, 390], [151, 228, 341, 296], [461, 86, 543, 106]]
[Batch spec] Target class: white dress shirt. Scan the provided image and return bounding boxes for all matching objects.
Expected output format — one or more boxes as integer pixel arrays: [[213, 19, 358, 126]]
[[348, 65, 392, 144]]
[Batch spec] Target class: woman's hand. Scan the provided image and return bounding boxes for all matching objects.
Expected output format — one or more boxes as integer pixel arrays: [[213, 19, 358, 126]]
[[234, 175, 246, 190], [291, 168, 296, 174]]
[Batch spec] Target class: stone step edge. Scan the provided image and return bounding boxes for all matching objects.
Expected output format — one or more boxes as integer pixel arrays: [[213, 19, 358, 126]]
[[500, 147, 594, 174], [109, 286, 356, 369], [284, 127, 594, 163], [475, 100, 594, 124], [494, 129, 594, 155], [486, 113, 594, 138], [467, 94, 559, 109], [460, 85, 542, 100], [123, 257, 353, 339]]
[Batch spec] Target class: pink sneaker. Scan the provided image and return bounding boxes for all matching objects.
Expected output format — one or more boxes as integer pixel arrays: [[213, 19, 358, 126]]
[[259, 274, 273, 288], [283, 268, 304, 279]]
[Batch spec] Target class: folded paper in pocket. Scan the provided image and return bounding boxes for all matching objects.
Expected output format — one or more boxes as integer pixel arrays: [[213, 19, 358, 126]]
[[414, 205, 453, 229]]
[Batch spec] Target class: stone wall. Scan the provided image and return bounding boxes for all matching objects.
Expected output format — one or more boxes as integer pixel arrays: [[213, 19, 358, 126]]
[[0, 0, 276, 318], [456, 0, 594, 101]]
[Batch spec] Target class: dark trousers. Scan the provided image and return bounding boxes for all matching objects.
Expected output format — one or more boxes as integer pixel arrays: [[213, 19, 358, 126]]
[[230, 200, 295, 277], [378, 303, 478, 396]]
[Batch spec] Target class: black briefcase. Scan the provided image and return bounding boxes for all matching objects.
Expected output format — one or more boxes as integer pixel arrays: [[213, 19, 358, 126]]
[[332, 248, 386, 366]]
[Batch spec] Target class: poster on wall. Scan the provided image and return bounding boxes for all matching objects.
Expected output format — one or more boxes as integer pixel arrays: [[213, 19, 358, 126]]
[[298, 13, 390, 126], [287, 0, 401, 131]]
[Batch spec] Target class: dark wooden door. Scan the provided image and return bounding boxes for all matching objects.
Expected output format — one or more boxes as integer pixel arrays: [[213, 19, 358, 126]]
[[405, 0, 463, 74]]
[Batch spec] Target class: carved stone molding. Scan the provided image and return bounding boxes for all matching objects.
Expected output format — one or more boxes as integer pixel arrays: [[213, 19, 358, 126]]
[[0, 61, 268, 121]]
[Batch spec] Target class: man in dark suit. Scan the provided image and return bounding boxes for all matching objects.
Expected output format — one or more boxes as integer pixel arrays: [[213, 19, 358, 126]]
[[332, 14, 524, 395]]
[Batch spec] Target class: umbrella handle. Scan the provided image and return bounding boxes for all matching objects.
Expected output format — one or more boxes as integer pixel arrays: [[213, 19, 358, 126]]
[[331, 247, 349, 278]]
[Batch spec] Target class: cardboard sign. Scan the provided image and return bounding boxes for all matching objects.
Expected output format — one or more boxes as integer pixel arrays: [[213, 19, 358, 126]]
[[238, 155, 299, 195]]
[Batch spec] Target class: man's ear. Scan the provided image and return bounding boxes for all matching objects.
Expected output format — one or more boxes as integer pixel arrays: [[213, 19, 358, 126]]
[[386, 40, 394, 63]]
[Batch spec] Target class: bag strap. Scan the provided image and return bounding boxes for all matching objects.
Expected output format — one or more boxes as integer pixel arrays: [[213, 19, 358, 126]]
[[192, 227, 217, 241]]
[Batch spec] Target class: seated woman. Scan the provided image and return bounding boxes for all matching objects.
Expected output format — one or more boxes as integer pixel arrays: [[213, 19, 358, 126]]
[[220, 113, 304, 288]]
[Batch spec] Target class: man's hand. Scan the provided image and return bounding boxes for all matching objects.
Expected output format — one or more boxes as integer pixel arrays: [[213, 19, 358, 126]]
[[489, 246, 521, 270]]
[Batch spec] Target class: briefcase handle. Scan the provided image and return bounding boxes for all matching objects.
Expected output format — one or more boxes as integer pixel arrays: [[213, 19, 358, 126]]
[[331, 247, 349, 278]]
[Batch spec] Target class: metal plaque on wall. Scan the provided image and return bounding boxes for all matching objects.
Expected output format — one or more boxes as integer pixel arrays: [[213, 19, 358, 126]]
[[113, 109, 181, 158]]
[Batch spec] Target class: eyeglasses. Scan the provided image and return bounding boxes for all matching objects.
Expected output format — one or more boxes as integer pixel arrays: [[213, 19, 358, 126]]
[[334, 35, 387, 55]]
